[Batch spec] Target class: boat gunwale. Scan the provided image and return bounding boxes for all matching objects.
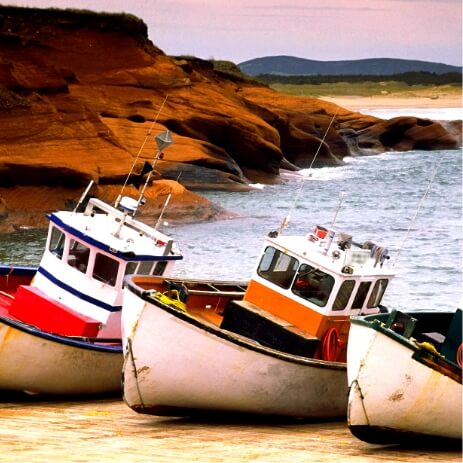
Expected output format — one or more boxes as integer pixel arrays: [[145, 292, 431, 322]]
[[0, 312, 122, 353], [125, 276, 346, 371], [351, 312, 462, 382]]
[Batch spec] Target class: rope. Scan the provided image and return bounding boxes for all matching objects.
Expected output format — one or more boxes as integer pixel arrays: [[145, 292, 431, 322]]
[[321, 327, 339, 361]]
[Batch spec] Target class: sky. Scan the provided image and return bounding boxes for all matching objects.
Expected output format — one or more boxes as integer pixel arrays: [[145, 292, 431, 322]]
[[3, 0, 462, 66]]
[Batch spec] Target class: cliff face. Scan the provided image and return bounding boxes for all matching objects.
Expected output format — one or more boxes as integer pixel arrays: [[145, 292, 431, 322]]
[[0, 6, 460, 231]]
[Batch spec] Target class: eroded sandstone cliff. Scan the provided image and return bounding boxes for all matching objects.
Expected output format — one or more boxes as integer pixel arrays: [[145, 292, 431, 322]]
[[0, 6, 460, 231]]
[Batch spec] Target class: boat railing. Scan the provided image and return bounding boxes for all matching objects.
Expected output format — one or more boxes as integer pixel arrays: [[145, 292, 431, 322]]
[[160, 279, 246, 297], [83, 198, 172, 244], [187, 288, 245, 298]]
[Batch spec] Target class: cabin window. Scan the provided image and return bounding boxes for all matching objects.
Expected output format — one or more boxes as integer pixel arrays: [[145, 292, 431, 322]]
[[67, 239, 90, 274], [93, 253, 119, 287], [153, 261, 168, 275], [257, 246, 299, 289], [333, 280, 355, 311], [125, 260, 166, 276], [367, 279, 389, 308], [138, 261, 155, 275], [49, 226, 65, 258], [291, 264, 335, 307], [352, 281, 372, 310], [125, 262, 139, 276]]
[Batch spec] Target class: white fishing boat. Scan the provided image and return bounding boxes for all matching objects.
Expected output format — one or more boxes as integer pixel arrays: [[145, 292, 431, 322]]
[[0, 130, 182, 396], [347, 309, 462, 444], [122, 224, 395, 418]]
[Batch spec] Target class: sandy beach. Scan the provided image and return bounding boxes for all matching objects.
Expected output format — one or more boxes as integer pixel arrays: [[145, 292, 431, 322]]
[[0, 396, 461, 463], [320, 92, 462, 111]]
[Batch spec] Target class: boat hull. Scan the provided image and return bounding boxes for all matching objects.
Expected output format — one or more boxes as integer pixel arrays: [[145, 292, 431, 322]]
[[122, 288, 347, 418], [0, 316, 122, 395], [347, 319, 462, 443]]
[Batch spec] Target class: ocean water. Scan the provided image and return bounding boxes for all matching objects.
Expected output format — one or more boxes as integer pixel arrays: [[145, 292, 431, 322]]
[[0, 109, 461, 312], [168, 147, 462, 312]]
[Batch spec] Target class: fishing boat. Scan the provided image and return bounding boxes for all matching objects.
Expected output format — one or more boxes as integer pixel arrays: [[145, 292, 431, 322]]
[[347, 308, 462, 444], [0, 130, 182, 396], [122, 224, 395, 418]]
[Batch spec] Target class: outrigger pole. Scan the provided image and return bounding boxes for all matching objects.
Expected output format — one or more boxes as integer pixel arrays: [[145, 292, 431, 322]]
[[115, 96, 168, 209], [73, 180, 94, 213], [112, 130, 173, 237], [133, 130, 173, 217], [392, 154, 445, 267], [279, 109, 338, 234]]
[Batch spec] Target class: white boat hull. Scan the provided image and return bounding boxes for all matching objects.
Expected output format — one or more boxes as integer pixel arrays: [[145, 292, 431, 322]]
[[347, 321, 462, 443], [122, 289, 347, 418], [0, 319, 122, 395]]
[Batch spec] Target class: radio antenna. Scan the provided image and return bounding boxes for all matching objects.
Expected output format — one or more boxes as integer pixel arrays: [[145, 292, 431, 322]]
[[279, 109, 338, 234]]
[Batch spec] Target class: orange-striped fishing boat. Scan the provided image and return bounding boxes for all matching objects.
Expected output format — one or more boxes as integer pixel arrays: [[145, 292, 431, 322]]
[[122, 224, 395, 417]]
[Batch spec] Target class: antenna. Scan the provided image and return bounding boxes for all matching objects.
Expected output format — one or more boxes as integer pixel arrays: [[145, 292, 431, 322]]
[[392, 155, 445, 267], [279, 109, 338, 234], [115, 96, 168, 207]]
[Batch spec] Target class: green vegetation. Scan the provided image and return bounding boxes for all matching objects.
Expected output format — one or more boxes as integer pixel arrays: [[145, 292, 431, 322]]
[[256, 72, 461, 86], [212, 60, 246, 75], [268, 81, 462, 98], [0, 6, 147, 35], [250, 71, 461, 97]]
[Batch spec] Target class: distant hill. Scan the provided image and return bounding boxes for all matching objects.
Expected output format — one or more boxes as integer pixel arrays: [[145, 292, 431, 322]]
[[238, 56, 462, 76]]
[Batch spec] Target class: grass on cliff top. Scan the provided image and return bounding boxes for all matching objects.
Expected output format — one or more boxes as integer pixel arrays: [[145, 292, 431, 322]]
[[269, 81, 462, 98]]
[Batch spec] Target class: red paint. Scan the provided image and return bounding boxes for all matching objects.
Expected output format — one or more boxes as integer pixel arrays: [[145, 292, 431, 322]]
[[8, 286, 100, 337]]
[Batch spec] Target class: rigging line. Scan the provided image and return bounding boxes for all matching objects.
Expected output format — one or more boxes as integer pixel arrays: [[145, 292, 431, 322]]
[[392, 154, 445, 267], [279, 109, 338, 233], [115, 95, 169, 205]]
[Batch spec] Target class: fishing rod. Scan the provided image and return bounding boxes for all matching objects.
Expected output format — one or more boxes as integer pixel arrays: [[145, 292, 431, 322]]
[[392, 154, 445, 267], [279, 108, 339, 234], [330, 191, 346, 229], [115, 96, 169, 208], [153, 172, 182, 230]]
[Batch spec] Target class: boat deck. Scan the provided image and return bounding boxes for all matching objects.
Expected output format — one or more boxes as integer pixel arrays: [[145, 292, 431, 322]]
[[0, 395, 459, 462]]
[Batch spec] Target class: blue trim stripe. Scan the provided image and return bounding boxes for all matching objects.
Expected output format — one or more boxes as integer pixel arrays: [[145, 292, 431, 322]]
[[49, 214, 182, 262], [37, 266, 122, 313], [0, 314, 122, 352], [0, 265, 37, 277]]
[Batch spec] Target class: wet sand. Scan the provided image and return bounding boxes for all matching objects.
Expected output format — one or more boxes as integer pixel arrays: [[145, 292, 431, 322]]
[[0, 395, 460, 462]]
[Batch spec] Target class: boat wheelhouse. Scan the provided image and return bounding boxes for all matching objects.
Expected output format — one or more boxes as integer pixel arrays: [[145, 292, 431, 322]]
[[29, 196, 181, 338], [121, 224, 395, 417], [230, 225, 394, 362]]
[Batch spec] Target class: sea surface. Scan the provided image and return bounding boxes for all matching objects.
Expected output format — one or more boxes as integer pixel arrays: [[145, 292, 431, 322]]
[[0, 108, 461, 312]]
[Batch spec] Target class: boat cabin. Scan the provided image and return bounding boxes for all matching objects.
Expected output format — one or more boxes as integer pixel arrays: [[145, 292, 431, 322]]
[[31, 197, 182, 337], [242, 225, 395, 361]]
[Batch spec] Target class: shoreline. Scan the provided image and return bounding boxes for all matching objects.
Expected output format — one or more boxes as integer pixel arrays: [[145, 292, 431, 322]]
[[320, 94, 462, 111]]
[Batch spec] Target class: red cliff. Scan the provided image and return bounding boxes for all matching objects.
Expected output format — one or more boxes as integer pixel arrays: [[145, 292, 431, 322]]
[[0, 6, 460, 231]]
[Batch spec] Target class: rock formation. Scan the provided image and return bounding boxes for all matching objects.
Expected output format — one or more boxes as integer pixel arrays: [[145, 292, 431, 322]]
[[0, 6, 460, 231]]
